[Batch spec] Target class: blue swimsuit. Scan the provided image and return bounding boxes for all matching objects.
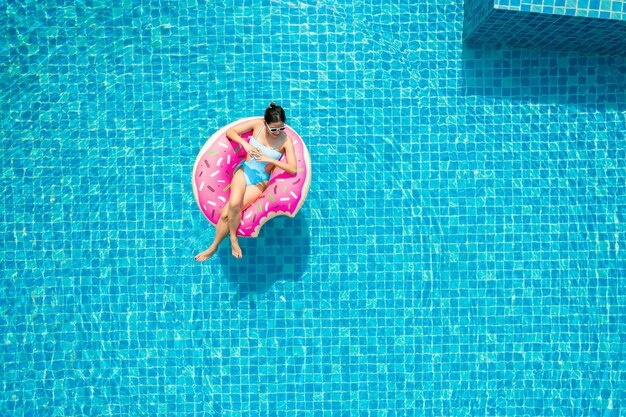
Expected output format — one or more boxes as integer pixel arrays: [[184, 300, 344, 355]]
[[235, 134, 285, 186]]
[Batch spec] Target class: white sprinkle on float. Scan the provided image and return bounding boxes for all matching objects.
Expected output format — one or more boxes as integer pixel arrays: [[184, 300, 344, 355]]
[[199, 181, 205, 191], [218, 142, 228, 148], [217, 157, 223, 167], [210, 170, 220, 177], [217, 196, 226, 202], [207, 200, 217, 207]]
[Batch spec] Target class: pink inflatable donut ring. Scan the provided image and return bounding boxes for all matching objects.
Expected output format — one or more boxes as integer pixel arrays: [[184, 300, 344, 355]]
[[192, 117, 312, 238]]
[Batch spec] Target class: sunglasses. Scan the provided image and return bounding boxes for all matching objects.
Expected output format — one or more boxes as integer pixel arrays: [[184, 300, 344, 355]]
[[265, 122, 286, 132]]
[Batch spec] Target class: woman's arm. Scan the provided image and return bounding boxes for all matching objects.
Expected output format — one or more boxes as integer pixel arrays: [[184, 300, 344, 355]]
[[226, 120, 263, 155], [258, 135, 298, 174]]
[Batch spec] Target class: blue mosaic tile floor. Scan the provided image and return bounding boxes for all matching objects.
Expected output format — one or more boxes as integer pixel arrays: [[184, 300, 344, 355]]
[[1, 0, 625, 416]]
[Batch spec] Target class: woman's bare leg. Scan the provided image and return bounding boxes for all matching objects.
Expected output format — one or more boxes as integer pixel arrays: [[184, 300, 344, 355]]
[[227, 170, 250, 258], [194, 205, 230, 262], [195, 170, 264, 261]]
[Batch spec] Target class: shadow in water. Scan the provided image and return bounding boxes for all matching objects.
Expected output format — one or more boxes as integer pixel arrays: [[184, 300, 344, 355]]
[[218, 214, 311, 305], [462, 43, 626, 111]]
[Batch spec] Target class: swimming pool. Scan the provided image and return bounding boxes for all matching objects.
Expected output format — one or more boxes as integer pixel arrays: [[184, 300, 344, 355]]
[[1, 0, 624, 415]]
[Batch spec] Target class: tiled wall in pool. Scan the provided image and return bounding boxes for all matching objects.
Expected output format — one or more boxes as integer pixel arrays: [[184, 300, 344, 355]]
[[496, 0, 626, 19], [464, 0, 626, 55]]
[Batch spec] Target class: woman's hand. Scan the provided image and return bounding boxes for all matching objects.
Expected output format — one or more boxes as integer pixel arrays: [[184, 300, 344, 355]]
[[255, 153, 275, 163], [243, 143, 262, 159]]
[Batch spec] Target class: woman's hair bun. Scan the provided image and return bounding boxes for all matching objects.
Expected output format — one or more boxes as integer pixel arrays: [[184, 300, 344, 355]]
[[264, 102, 286, 124]]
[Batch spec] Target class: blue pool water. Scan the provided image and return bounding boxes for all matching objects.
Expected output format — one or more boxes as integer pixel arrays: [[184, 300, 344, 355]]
[[1, 1, 625, 416]]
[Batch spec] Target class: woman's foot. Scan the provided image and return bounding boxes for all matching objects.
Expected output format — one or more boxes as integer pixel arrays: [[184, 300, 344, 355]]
[[195, 245, 217, 262], [230, 236, 243, 259]]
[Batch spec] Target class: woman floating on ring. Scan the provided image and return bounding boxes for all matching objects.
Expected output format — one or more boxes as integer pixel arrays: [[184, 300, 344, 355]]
[[194, 102, 297, 261]]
